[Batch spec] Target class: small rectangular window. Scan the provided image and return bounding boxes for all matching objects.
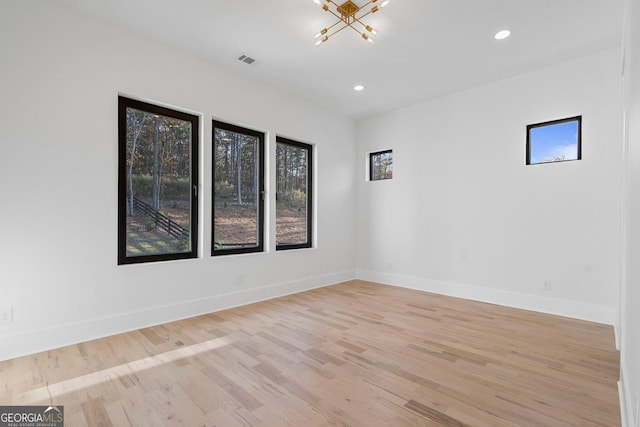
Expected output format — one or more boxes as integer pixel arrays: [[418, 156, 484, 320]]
[[526, 116, 581, 165], [118, 96, 199, 264], [276, 137, 312, 250], [212, 121, 265, 256], [370, 149, 393, 180]]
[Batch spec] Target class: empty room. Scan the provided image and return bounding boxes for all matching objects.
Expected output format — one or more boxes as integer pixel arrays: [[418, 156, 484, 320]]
[[1, 0, 639, 426]]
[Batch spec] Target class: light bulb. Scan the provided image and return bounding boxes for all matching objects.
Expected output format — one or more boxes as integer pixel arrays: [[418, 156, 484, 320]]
[[314, 28, 328, 39], [315, 35, 329, 46]]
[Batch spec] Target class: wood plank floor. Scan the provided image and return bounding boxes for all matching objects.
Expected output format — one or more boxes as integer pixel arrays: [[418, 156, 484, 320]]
[[0, 280, 620, 426]]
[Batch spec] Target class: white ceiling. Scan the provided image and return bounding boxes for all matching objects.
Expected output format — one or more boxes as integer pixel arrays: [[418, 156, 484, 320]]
[[61, 0, 624, 119]]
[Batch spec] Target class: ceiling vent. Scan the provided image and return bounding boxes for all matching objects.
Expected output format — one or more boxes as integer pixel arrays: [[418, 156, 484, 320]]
[[238, 55, 256, 65]]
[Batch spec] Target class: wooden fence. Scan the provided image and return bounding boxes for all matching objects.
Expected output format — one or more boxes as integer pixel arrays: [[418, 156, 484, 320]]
[[133, 197, 189, 239]]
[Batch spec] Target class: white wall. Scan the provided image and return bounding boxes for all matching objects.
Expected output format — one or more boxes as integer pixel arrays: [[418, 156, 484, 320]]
[[356, 49, 622, 325], [0, 1, 357, 361], [621, 0, 640, 424], [0, 0, 628, 375]]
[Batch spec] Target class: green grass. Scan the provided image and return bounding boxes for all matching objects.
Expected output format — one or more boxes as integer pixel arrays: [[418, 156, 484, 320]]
[[126, 231, 187, 256]]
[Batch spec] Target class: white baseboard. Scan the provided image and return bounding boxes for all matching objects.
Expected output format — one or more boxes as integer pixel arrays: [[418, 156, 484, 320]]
[[0, 270, 356, 362], [620, 362, 636, 427], [619, 380, 628, 427], [356, 269, 617, 325]]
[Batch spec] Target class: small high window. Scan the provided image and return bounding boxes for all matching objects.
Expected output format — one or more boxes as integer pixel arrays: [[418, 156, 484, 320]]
[[370, 150, 393, 180], [526, 116, 581, 165], [118, 96, 199, 264], [276, 137, 313, 250], [212, 121, 265, 256]]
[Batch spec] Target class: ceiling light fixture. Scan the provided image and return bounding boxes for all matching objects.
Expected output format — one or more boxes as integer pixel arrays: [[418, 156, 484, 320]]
[[313, 0, 390, 46], [494, 30, 511, 40], [354, 84, 365, 91]]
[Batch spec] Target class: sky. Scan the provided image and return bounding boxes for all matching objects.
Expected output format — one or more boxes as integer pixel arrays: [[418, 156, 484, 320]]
[[529, 119, 579, 164]]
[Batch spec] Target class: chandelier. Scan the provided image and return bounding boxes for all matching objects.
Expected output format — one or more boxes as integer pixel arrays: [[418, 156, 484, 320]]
[[313, 0, 390, 45]]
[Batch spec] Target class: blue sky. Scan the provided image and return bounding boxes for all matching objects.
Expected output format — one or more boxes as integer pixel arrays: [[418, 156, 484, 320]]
[[529, 120, 579, 164]]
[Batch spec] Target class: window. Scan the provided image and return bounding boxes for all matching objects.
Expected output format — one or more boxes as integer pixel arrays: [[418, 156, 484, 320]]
[[276, 137, 312, 250], [526, 116, 581, 165], [118, 96, 199, 264], [370, 149, 393, 180], [212, 121, 265, 255]]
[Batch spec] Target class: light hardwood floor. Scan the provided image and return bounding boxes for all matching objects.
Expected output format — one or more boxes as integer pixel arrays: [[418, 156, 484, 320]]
[[0, 280, 620, 426]]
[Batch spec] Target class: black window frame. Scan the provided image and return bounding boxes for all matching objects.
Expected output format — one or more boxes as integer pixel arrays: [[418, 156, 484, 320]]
[[526, 116, 582, 165], [276, 136, 313, 251], [118, 96, 199, 265], [212, 120, 265, 256], [369, 149, 393, 181]]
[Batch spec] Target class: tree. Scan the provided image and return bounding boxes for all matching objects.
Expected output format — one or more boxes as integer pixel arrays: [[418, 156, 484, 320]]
[[152, 115, 161, 210], [542, 154, 567, 163], [126, 109, 147, 216], [235, 132, 243, 204]]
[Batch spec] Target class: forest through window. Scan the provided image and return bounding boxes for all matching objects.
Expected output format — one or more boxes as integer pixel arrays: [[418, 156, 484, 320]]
[[370, 150, 393, 181], [118, 97, 198, 264], [213, 122, 264, 255], [119, 98, 314, 262], [276, 137, 312, 249]]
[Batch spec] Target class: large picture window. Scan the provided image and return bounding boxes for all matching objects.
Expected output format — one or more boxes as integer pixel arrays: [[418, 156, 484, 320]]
[[212, 121, 265, 255], [526, 116, 582, 165], [118, 96, 199, 264], [276, 137, 312, 250]]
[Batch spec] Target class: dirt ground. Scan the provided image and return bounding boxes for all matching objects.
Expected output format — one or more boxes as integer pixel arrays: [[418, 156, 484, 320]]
[[214, 204, 307, 245], [127, 202, 307, 253], [274, 207, 307, 244]]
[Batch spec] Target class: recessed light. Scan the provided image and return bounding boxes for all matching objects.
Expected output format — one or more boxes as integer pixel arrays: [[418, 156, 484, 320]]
[[494, 30, 511, 40], [354, 85, 365, 91]]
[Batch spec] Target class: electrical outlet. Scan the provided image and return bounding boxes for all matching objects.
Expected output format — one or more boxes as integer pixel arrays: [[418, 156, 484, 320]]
[[0, 307, 13, 325], [543, 280, 551, 291]]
